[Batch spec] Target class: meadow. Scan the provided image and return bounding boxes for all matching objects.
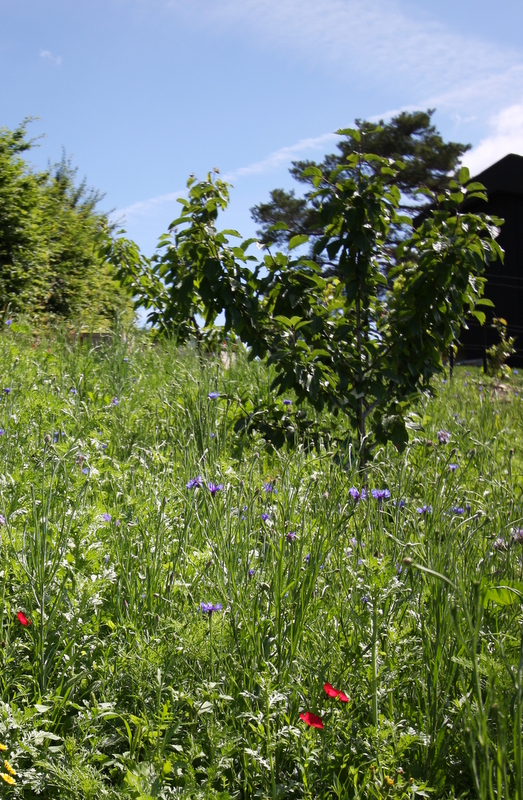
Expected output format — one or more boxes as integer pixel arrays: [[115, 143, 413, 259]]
[[0, 324, 522, 799]]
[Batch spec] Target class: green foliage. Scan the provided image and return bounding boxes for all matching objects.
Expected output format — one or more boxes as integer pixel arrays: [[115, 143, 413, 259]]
[[486, 317, 516, 377], [0, 121, 134, 328], [122, 139, 503, 459], [251, 109, 470, 253]]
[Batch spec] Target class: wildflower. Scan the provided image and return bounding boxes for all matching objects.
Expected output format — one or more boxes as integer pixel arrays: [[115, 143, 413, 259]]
[[286, 531, 297, 542], [0, 744, 7, 751], [3, 761, 15, 776], [16, 611, 30, 626], [5, 319, 12, 326], [437, 429, 451, 444], [3, 388, 10, 395], [82, 467, 89, 475], [123, 357, 129, 362], [0, 430, 4, 435], [102, 513, 111, 522], [0, 772, 15, 785], [384, 776, 394, 787], [263, 482, 275, 493], [208, 392, 220, 400], [186, 475, 203, 489], [248, 568, 255, 578], [299, 711, 323, 729], [349, 487, 366, 501], [371, 488, 390, 502], [416, 505, 432, 515], [70, 388, 77, 395], [393, 499, 405, 508], [448, 464, 458, 472], [324, 682, 349, 703], [361, 596, 370, 604], [261, 513, 270, 521], [200, 602, 222, 614], [101, 443, 107, 449], [103, 555, 110, 564], [513, 529, 523, 545], [0, 515, 5, 526], [208, 482, 223, 497], [493, 537, 509, 551], [514, 369, 519, 375], [111, 397, 119, 406], [283, 399, 292, 405], [305, 553, 310, 563], [451, 507, 464, 515]]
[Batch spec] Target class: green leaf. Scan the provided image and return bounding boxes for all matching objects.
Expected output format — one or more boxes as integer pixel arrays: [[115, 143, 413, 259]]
[[288, 234, 309, 251], [458, 166, 470, 184], [483, 581, 523, 607]]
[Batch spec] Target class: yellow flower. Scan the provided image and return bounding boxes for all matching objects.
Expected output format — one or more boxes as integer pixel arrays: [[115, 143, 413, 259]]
[[0, 771, 15, 785], [384, 775, 394, 787], [0, 743, 6, 751], [3, 760, 15, 776]]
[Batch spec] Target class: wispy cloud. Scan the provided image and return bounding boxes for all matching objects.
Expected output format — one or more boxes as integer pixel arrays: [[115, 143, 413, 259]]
[[117, 131, 338, 219], [40, 49, 62, 66], [464, 104, 523, 176]]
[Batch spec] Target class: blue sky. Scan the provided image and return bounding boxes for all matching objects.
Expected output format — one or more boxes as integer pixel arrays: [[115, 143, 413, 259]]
[[2, 0, 523, 262]]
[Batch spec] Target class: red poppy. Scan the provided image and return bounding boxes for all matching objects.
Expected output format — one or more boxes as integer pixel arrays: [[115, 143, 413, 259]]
[[324, 682, 349, 703], [16, 611, 30, 627], [299, 711, 323, 729]]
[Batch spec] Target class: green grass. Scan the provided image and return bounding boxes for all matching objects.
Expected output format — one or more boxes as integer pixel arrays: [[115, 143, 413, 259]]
[[0, 324, 522, 799]]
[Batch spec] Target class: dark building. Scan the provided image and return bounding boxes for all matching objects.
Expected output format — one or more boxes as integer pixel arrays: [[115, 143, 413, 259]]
[[457, 153, 523, 367]]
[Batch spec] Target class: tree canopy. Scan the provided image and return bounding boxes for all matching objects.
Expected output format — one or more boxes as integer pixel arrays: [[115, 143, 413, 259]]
[[251, 110, 471, 254], [0, 121, 134, 327]]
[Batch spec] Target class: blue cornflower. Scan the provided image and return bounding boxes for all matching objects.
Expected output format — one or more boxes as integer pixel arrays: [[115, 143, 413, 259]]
[[393, 499, 405, 508], [371, 488, 390, 502], [186, 475, 203, 489], [208, 482, 223, 496], [349, 487, 366, 501], [286, 531, 297, 542], [451, 507, 464, 515], [263, 482, 275, 493], [201, 602, 223, 614], [417, 505, 432, 515], [101, 443, 107, 449], [305, 554, 311, 563], [283, 399, 292, 405], [437, 430, 451, 444], [82, 467, 89, 475], [0, 430, 5, 436], [102, 513, 112, 522], [208, 392, 220, 400], [70, 388, 77, 395], [248, 568, 255, 578], [5, 319, 12, 326], [513, 529, 523, 545], [111, 397, 119, 406], [448, 464, 459, 472], [514, 369, 519, 375], [3, 388, 11, 395], [123, 357, 129, 362], [103, 554, 110, 564], [493, 537, 509, 551], [261, 513, 270, 521]]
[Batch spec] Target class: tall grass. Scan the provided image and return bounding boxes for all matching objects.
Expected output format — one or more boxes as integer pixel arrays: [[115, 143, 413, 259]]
[[0, 324, 522, 799]]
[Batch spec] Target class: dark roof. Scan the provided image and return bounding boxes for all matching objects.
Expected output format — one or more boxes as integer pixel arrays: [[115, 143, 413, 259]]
[[467, 153, 523, 198]]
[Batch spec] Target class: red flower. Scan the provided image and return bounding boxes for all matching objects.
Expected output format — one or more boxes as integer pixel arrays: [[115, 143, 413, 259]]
[[324, 682, 349, 703], [299, 711, 323, 729], [16, 611, 30, 627]]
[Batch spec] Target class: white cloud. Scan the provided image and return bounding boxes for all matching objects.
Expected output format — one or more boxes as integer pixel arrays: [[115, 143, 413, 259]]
[[117, 131, 338, 219], [40, 49, 62, 66], [464, 103, 523, 176]]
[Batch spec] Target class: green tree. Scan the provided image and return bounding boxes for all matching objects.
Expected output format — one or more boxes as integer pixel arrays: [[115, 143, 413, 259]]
[[119, 130, 502, 460], [251, 110, 470, 259], [0, 121, 134, 327]]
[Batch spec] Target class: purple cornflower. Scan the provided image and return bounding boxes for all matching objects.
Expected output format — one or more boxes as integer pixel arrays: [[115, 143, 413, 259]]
[[261, 513, 270, 521], [448, 464, 459, 472], [5, 319, 12, 326], [200, 602, 222, 614], [0, 430, 5, 436], [437, 430, 451, 444], [283, 399, 292, 405], [286, 531, 297, 542], [70, 388, 77, 395], [103, 554, 110, 564], [123, 357, 129, 362], [102, 513, 112, 522], [263, 482, 275, 493], [0, 514, 5, 526], [305, 554, 311, 563], [493, 537, 509, 551], [417, 505, 432, 515], [349, 487, 366, 501], [186, 475, 203, 489], [208, 482, 223, 496], [208, 392, 220, 400], [451, 507, 464, 515], [111, 397, 118, 406], [3, 388, 10, 395], [393, 499, 405, 508], [82, 467, 89, 475], [514, 369, 519, 375], [248, 568, 255, 578], [513, 529, 523, 545], [371, 488, 391, 502]]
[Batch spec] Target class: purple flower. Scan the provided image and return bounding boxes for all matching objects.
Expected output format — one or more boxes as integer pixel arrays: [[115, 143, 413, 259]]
[[104, 554, 110, 564], [208, 392, 220, 400], [201, 602, 223, 614], [0, 430, 5, 436], [248, 568, 255, 578], [82, 467, 89, 475], [514, 369, 519, 375], [186, 475, 203, 489], [261, 513, 270, 521], [3, 388, 11, 395], [286, 531, 297, 542], [513, 529, 523, 545], [0, 514, 5, 526], [393, 499, 405, 508], [70, 388, 77, 395], [437, 430, 451, 444], [493, 537, 509, 551], [349, 487, 366, 501], [101, 443, 107, 449], [451, 507, 464, 515], [448, 464, 459, 472], [417, 505, 432, 515], [102, 513, 112, 522], [123, 357, 129, 362], [283, 399, 292, 405], [371, 488, 390, 502], [208, 482, 223, 497], [305, 554, 311, 563], [111, 397, 119, 406], [263, 482, 275, 493], [5, 319, 12, 326]]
